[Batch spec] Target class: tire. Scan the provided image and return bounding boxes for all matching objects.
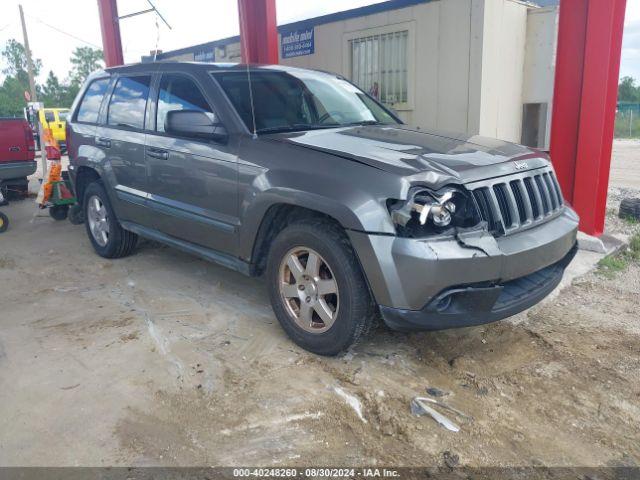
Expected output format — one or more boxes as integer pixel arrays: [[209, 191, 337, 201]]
[[68, 204, 84, 225], [0, 185, 8, 206], [266, 219, 375, 356], [83, 180, 138, 258], [49, 205, 69, 221], [0, 212, 8, 233], [619, 198, 640, 221]]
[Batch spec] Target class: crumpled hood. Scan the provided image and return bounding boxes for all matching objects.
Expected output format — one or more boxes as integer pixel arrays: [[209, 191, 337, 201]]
[[270, 125, 550, 184]]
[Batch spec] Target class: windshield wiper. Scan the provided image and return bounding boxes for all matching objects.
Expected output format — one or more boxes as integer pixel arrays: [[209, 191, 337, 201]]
[[257, 120, 385, 134], [257, 124, 341, 134], [345, 120, 384, 126]]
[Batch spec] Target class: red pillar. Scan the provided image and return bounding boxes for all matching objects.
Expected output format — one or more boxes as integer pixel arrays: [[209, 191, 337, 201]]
[[237, 0, 279, 64], [549, 0, 627, 236], [97, 0, 124, 67]]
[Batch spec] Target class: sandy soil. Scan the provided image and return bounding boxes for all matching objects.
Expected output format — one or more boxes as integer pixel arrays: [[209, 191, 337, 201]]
[[0, 145, 639, 468]]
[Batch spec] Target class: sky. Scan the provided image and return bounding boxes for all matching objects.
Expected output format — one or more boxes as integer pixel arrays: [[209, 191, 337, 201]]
[[622, 0, 640, 81], [0, 0, 389, 83], [0, 0, 638, 84]]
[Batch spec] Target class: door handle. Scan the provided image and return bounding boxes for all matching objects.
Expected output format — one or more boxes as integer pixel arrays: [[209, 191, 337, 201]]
[[96, 137, 111, 148], [146, 148, 169, 160]]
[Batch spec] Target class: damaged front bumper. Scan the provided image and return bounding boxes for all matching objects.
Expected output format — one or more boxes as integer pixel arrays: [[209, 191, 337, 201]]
[[348, 207, 579, 331]]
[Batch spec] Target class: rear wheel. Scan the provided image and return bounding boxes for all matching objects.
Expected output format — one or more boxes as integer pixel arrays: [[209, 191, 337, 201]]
[[266, 219, 375, 356], [83, 181, 137, 258]]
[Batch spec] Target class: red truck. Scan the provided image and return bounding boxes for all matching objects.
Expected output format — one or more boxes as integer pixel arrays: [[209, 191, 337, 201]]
[[0, 117, 37, 198]]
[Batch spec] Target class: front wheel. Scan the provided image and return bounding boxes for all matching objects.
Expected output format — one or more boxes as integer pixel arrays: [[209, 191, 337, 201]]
[[266, 219, 375, 356]]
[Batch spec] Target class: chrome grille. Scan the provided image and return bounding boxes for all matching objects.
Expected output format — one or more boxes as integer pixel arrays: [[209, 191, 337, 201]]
[[468, 168, 564, 236]]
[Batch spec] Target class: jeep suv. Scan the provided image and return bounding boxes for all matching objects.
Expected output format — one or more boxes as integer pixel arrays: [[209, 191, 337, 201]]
[[67, 62, 578, 355]]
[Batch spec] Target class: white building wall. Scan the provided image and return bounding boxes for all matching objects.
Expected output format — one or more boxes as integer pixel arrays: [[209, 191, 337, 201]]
[[522, 6, 559, 149], [475, 0, 529, 142], [435, 0, 474, 132]]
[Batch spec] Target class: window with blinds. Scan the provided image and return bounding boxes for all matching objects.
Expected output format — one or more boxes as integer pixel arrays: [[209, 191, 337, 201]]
[[349, 31, 408, 106]]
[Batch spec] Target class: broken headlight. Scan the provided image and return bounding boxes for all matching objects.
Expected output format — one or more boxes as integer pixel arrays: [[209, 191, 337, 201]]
[[388, 186, 481, 237]]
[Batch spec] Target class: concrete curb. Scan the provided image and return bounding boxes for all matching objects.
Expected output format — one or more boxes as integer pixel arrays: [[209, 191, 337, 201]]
[[577, 231, 626, 254]]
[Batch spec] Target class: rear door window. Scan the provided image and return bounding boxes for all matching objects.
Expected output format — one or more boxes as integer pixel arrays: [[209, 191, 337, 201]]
[[76, 78, 110, 124], [107, 76, 152, 130], [44, 111, 55, 123], [156, 74, 215, 133]]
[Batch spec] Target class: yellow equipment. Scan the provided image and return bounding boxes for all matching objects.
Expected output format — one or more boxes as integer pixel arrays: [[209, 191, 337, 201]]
[[38, 108, 69, 147]]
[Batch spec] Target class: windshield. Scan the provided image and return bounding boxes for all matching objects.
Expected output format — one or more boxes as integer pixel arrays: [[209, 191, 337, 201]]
[[212, 69, 399, 134], [58, 110, 69, 121]]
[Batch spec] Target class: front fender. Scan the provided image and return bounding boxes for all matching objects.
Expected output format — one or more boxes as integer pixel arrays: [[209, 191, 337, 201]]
[[237, 168, 400, 261]]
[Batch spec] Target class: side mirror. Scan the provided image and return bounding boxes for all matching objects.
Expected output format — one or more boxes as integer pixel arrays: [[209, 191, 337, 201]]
[[165, 110, 228, 144]]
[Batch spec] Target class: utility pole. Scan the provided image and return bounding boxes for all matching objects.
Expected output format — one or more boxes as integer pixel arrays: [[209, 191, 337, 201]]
[[18, 5, 37, 102], [19, 5, 47, 182]]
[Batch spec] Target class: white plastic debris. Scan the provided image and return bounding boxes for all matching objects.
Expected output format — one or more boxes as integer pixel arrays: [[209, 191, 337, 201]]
[[333, 386, 367, 423], [411, 397, 460, 432], [418, 396, 473, 421]]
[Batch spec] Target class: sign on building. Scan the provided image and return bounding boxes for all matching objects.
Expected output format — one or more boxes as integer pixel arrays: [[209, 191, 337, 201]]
[[281, 27, 314, 58], [194, 49, 215, 62]]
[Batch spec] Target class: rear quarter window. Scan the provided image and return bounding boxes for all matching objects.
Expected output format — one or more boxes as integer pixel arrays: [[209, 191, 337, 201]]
[[76, 78, 111, 124], [107, 76, 152, 130]]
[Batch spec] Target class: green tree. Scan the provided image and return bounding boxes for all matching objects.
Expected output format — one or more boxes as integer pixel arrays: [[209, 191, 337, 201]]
[[41, 71, 65, 106], [40, 70, 82, 108], [0, 76, 28, 116], [618, 76, 640, 103], [69, 46, 104, 86], [1, 38, 42, 85], [0, 39, 44, 116]]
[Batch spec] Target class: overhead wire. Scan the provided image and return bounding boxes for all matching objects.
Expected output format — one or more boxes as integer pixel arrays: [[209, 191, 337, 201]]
[[24, 14, 101, 49]]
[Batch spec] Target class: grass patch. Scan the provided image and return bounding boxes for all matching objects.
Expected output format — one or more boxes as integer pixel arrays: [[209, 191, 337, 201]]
[[597, 255, 629, 278], [629, 233, 640, 259], [620, 215, 639, 226], [597, 232, 640, 278]]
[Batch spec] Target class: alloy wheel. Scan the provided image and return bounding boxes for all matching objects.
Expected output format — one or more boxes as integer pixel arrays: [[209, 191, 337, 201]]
[[278, 247, 339, 333], [87, 195, 110, 247]]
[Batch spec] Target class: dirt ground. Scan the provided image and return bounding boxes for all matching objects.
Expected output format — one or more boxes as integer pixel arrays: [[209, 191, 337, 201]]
[[0, 142, 639, 468], [609, 139, 640, 190]]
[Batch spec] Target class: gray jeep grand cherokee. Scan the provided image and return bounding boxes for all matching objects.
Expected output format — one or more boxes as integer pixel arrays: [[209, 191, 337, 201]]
[[67, 62, 578, 355]]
